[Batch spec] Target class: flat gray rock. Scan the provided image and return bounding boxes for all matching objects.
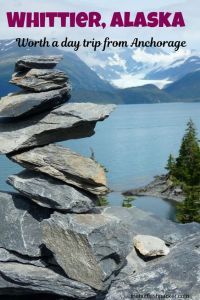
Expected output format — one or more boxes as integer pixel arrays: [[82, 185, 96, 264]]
[[0, 103, 115, 154], [102, 207, 200, 245], [106, 234, 200, 300], [8, 170, 98, 212], [10, 68, 68, 92], [10, 144, 109, 195], [0, 262, 96, 299], [0, 191, 50, 257], [15, 55, 63, 72], [42, 212, 132, 290], [0, 87, 70, 118]]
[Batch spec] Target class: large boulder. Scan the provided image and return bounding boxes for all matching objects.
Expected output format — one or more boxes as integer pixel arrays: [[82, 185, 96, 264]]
[[106, 234, 200, 300], [0, 191, 50, 257], [10, 144, 108, 195], [8, 170, 98, 212], [15, 55, 63, 72], [0, 262, 96, 299], [42, 212, 132, 290], [0, 87, 70, 118], [0, 103, 115, 154], [10, 68, 68, 92]]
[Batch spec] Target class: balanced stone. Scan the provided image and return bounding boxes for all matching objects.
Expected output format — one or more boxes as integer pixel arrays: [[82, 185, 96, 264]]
[[0, 103, 115, 154], [0, 191, 50, 257], [10, 144, 108, 195], [8, 170, 98, 212], [10, 69, 69, 92], [42, 212, 132, 290], [0, 87, 70, 118], [15, 55, 63, 72], [133, 235, 170, 257], [0, 262, 96, 299]]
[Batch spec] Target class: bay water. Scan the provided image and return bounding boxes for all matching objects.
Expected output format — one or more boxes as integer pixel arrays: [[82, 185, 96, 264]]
[[1, 103, 200, 221]]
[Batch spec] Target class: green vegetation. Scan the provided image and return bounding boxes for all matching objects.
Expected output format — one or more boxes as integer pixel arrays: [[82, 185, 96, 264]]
[[176, 186, 200, 223], [166, 119, 200, 223], [98, 197, 109, 207], [122, 196, 135, 208]]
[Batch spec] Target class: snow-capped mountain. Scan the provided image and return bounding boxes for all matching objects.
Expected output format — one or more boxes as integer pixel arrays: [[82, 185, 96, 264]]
[[79, 47, 200, 89]]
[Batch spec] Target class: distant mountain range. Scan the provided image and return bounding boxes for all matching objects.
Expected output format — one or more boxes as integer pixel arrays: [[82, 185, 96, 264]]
[[0, 39, 200, 104]]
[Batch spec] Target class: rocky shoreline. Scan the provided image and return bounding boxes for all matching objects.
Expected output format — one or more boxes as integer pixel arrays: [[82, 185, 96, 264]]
[[123, 174, 186, 203]]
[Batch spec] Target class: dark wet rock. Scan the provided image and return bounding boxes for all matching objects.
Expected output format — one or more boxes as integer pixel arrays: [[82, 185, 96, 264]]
[[0, 87, 70, 118], [0, 191, 50, 257], [15, 55, 63, 72], [10, 69, 69, 92], [8, 170, 98, 212], [102, 207, 200, 245], [0, 103, 115, 154], [124, 175, 185, 203], [42, 212, 132, 290], [10, 144, 109, 196], [0, 262, 96, 299], [106, 234, 200, 300]]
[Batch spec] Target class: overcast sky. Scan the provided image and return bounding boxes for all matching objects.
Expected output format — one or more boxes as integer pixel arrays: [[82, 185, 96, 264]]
[[0, 0, 199, 51]]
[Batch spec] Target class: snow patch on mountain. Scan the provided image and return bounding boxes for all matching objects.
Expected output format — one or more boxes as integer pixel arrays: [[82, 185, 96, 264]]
[[80, 47, 200, 88], [111, 73, 171, 89]]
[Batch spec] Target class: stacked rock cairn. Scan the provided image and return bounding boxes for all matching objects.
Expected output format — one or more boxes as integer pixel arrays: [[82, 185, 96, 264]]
[[0, 56, 132, 299]]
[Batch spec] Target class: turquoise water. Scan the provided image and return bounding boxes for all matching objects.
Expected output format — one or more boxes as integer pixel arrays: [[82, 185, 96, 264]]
[[1, 103, 200, 220]]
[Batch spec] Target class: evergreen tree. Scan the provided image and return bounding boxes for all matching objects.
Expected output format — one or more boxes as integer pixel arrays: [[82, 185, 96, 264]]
[[165, 119, 200, 223], [176, 186, 200, 223], [173, 119, 200, 185], [165, 154, 176, 176]]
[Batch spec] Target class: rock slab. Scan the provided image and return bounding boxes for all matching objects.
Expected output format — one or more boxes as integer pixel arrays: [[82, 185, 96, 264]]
[[0, 103, 115, 154], [0, 248, 47, 268], [15, 55, 63, 72], [8, 170, 98, 212], [42, 212, 132, 290], [0, 262, 96, 299], [0, 87, 70, 118], [133, 235, 170, 257], [10, 144, 108, 195], [0, 191, 50, 257], [10, 68, 69, 92]]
